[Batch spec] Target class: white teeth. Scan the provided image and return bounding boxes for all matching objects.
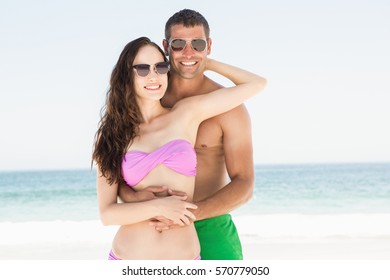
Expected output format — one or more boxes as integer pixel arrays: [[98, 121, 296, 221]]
[[181, 61, 196, 66], [145, 85, 160, 90]]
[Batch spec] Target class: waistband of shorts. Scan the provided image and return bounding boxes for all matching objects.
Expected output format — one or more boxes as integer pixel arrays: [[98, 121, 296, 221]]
[[194, 213, 232, 225]]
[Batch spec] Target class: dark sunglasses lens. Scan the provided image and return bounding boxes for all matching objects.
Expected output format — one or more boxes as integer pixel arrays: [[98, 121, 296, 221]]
[[171, 39, 186, 51], [155, 62, 169, 74], [191, 39, 206, 51], [135, 64, 150, 77]]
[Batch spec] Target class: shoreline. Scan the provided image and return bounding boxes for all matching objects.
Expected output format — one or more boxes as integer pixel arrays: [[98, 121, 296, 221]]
[[1, 214, 389, 260]]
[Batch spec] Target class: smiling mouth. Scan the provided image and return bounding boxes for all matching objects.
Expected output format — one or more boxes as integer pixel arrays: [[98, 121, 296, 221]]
[[144, 85, 161, 90], [180, 61, 197, 66]]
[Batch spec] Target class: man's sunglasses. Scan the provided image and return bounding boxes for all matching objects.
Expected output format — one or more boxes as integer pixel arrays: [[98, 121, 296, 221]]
[[132, 62, 170, 77], [169, 38, 208, 52]]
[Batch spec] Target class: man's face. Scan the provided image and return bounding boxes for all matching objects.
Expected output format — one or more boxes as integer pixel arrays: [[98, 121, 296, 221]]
[[164, 24, 211, 80]]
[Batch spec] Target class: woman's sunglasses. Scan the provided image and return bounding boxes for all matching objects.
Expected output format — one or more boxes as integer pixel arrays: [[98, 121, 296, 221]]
[[169, 38, 208, 52], [132, 62, 170, 77]]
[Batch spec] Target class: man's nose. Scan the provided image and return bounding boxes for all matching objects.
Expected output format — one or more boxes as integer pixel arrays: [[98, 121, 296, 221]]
[[182, 42, 195, 57]]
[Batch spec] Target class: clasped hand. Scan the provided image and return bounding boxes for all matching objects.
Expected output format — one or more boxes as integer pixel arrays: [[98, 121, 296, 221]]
[[119, 184, 197, 232]]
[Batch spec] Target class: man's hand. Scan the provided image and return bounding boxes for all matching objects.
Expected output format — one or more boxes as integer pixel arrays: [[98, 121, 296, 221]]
[[149, 189, 196, 231], [118, 183, 170, 203], [118, 182, 194, 231]]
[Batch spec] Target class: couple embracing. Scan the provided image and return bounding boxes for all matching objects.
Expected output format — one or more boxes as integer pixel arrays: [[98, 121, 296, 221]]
[[92, 9, 266, 260]]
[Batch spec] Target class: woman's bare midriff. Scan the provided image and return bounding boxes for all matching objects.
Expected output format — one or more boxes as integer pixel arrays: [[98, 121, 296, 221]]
[[114, 164, 199, 259], [112, 221, 200, 260]]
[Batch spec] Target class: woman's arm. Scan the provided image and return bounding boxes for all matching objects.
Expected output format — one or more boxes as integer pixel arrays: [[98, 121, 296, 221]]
[[174, 58, 267, 124], [96, 168, 197, 226]]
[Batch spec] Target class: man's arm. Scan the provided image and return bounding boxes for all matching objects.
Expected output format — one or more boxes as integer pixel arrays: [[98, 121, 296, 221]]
[[118, 182, 193, 230], [118, 182, 167, 203], [194, 104, 254, 220]]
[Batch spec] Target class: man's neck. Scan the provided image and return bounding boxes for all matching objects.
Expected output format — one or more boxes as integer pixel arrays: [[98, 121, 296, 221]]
[[167, 74, 208, 99]]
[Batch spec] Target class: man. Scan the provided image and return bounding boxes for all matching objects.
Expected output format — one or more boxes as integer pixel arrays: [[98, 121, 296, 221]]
[[120, 9, 254, 260]]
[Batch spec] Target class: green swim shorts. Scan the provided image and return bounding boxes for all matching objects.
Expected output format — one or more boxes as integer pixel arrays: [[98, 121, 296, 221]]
[[194, 214, 243, 260]]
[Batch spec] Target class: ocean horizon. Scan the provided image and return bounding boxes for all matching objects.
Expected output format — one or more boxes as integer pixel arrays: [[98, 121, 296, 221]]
[[1, 162, 389, 223]]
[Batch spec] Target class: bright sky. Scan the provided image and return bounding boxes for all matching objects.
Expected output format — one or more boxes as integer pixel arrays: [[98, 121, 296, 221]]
[[1, 0, 389, 171]]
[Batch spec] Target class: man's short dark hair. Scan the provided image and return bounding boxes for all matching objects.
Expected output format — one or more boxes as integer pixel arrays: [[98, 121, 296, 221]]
[[165, 9, 210, 40]]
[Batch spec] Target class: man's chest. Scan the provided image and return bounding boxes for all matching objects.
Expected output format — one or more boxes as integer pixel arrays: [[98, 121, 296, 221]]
[[194, 117, 223, 149]]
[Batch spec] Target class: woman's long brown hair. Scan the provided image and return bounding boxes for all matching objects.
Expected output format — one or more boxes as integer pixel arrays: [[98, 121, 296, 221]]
[[92, 37, 168, 185]]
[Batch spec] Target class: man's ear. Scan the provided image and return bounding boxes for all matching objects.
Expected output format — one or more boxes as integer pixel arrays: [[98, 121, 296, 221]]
[[207, 38, 212, 55], [162, 39, 169, 56]]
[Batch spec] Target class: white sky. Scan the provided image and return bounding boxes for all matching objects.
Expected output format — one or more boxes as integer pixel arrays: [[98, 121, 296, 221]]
[[1, 0, 389, 171]]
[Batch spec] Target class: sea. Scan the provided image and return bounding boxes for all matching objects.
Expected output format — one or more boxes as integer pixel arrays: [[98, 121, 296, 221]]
[[1, 162, 389, 223]]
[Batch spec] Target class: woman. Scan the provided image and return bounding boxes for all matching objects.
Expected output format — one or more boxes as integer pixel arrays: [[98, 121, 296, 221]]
[[92, 37, 266, 260]]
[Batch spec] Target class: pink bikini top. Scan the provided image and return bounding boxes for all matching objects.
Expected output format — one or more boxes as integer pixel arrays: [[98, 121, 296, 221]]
[[122, 139, 197, 187]]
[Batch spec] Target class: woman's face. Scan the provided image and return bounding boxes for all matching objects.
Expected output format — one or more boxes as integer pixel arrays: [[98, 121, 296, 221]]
[[132, 45, 168, 103]]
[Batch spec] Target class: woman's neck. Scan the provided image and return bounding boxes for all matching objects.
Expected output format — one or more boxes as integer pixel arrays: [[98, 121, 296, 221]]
[[138, 100, 168, 124]]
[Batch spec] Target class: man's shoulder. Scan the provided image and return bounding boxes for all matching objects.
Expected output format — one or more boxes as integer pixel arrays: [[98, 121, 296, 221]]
[[217, 103, 250, 121], [202, 76, 223, 93], [213, 106, 252, 140]]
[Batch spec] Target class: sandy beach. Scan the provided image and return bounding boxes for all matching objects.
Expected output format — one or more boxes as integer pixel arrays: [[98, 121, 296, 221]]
[[1, 214, 389, 260]]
